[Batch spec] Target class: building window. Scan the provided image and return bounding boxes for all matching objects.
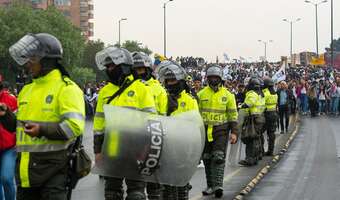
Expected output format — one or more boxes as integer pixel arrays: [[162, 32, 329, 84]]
[[63, 10, 71, 17], [30, 0, 43, 3], [54, 0, 71, 6]]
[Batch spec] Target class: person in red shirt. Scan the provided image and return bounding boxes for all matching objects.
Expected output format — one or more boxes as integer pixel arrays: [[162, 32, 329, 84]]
[[0, 80, 17, 200]]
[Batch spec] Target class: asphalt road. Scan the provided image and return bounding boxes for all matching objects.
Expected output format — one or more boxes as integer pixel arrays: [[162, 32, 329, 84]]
[[72, 119, 294, 200], [248, 116, 340, 200]]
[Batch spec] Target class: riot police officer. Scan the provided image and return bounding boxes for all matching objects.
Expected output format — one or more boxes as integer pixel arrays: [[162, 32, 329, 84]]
[[197, 65, 238, 198], [262, 78, 278, 156], [93, 47, 156, 200], [157, 61, 199, 200], [132, 52, 167, 200], [239, 78, 265, 166], [3, 33, 85, 200]]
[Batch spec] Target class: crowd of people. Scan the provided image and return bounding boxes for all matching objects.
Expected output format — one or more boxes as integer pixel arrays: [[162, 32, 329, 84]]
[[0, 32, 340, 200]]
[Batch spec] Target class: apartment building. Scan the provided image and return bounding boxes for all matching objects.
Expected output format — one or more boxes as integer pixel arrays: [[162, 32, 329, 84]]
[[0, 0, 94, 39]]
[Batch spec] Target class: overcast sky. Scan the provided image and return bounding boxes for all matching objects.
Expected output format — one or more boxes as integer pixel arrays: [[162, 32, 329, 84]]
[[93, 0, 339, 62]]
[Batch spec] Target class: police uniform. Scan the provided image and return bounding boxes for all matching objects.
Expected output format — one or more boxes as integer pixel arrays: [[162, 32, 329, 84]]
[[16, 69, 85, 200], [146, 77, 168, 116], [144, 77, 167, 200], [93, 75, 156, 200], [163, 90, 199, 200], [240, 90, 265, 165], [198, 86, 238, 196], [262, 88, 278, 155]]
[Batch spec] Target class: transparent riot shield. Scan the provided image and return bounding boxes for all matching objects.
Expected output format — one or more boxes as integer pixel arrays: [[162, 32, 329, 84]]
[[92, 105, 205, 186], [227, 109, 247, 166]]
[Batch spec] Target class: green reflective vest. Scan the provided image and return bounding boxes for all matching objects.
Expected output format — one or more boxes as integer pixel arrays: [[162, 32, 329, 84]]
[[169, 90, 198, 116], [146, 78, 168, 115], [198, 86, 238, 142], [263, 88, 278, 111], [244, 90, 265, 115], [17, 69, 85, 187], [93, 76, 156, 136]]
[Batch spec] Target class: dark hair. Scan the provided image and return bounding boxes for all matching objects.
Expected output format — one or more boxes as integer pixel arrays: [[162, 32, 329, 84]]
[[40, 58, 70, 78]]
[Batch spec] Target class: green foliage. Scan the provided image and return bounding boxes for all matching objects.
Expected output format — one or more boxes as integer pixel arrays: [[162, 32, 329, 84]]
[[0, 3, 85, 83], [81, 39, 107, 81], [116, 40, 153, 55], [332, 38, 340, 52], [70, 67, 96, 88], [82, 39, 104, 68]]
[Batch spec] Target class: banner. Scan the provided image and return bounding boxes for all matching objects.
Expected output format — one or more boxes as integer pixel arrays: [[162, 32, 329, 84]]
[[311, 54, 325, 66], [272, 63, 286, 83]]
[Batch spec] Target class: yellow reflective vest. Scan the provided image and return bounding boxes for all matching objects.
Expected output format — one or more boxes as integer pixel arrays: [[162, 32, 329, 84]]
[[17, 69, 85, 187], [93, 76, 156, 153], [168, 90, 199, 116], [146, 78, 168, 115], [244, 90, 265, 115], [263, 88, 278, 112], [197, 86, 238, 142]]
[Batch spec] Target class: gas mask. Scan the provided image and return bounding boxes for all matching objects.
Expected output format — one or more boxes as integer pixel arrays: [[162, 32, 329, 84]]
[[165, 81, 183, 96], [106, 65, 126, 86]]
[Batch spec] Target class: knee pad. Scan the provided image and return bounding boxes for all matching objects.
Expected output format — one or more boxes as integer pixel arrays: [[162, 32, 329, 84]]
[[202, 153, 211, 160], [211, 151, 225, 165]]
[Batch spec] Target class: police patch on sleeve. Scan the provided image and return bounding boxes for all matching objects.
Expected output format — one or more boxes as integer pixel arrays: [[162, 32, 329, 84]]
[[128, 90, 135, 97], [45, 95, 54, 104]]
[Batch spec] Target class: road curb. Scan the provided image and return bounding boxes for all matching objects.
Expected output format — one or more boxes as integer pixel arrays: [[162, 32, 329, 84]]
[[232, 114, 301, 200]]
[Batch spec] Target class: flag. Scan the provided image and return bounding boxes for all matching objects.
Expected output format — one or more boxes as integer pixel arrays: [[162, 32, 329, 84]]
[[223, 65, 229, 80], [223, 53, 230, 61], [272, 63, 286, 83], [329, 71, 335, 83]]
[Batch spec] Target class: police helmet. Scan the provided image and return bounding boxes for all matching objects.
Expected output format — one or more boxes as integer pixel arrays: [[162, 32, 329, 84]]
[[9, 33, 63, 66], [156, 61, 186, 83], [248, 78, 261, 89], [132, 52, 153, 69], [206, 65, 223, 79], [95, 46, 133, 70], [263, 78, 274, 87]]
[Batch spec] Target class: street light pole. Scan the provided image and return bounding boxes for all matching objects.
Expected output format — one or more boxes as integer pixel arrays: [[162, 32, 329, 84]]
[[315, 4, 319, 55], [331, 0, 334, 68], [258, 40, 273, 61], [283, 18, 301, 63], [305, 0, 328, 55], [163, 0, 173, 57], [118, 18, 127, 47]]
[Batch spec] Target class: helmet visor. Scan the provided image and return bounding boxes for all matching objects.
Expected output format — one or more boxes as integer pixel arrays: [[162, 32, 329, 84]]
[[9, 34, 41, 66], [96, 47, 132, 70]]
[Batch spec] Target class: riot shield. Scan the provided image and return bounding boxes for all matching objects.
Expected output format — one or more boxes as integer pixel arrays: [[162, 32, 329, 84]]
[[92, 105, 205, 186], [227, 139, 243, 166], [226, 109, 247, 166]]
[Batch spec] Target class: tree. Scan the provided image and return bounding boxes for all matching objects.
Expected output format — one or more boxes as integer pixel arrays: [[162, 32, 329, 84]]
[[70, 67, 96, 88], [0, 3, 85, 83], [115, 40, 153, 55], [82, 39, 105, 69], [81, 39, 107, 81], [333, 38, 340, 52]]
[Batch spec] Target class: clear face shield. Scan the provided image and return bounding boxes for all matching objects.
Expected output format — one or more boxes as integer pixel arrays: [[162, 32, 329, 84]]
[[9, 34, 42, 66], [96, 47, 132, 71], [156, 62, 186, 84]]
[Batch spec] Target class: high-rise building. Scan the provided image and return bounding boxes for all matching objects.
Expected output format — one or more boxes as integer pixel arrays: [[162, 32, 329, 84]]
[[0, 0, 94, 39]]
